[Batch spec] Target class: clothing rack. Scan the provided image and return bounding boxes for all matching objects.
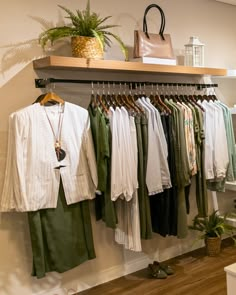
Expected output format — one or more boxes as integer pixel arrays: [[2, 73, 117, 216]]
[[35, 78, 218, 90]]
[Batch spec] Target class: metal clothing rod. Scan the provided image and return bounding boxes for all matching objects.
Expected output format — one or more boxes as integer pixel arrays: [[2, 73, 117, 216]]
[[35, 78, 218, 89]]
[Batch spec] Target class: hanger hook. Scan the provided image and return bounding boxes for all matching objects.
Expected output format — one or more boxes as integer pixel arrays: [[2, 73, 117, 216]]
[[167, 83, 170, 94], [129, 82, 132, 95], [47, 80, 54, 93], [102, 81, 106, 95], [156, 83, 159, 95], [176, 84, 179, 95], [161, 83, 164, 95], [151, 83, 154, 95], [91, 81, 94, 95], [119, 82, 122, 94], [112, 82, 115, 94]]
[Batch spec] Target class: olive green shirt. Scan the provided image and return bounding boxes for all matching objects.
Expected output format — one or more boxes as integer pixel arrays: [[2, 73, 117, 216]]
[[88, 105, 109, 192]]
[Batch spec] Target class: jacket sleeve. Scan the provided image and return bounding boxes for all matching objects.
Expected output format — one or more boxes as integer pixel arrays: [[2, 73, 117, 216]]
[[0, 112, 27, 211], [214, 107, 229, 179], [203, 103, 215, 180]]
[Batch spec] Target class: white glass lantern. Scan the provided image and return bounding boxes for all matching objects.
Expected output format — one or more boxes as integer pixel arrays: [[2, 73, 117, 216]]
[[184, 36, 205, 67]]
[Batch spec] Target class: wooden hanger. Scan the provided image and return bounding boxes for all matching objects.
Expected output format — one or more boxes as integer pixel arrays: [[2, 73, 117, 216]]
[[106, 93, 116, 109], [211, 94, 218, 101], [202, 94, 209, 102], [152, 97, 165, 113], [116, 83, 136, 112], [111, 93, 122, 108], [125, 83, 144, 114], [125, 94, 141, 114], [194, 94, 203, 102], [189, 94, 205, 112], [158, 94, 172, 114], [149, 92, 155, 104], [174, 93, 182, 104], [208, 88, 218, 101], [96, 93, 109, 114], [33, 94, 46, 104], [40, 92, 64, 105], [151, 85, 170, 113], [102, 93, 109, 108], [179, 94, 188, 104], [128, 93, 145, 114], [117, 92, 132, 111]]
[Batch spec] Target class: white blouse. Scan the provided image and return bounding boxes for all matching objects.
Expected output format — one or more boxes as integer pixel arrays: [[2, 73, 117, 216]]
[[144, 97, 171, 189], [201, 100, 229, 180], [0, 102, 98, 212]]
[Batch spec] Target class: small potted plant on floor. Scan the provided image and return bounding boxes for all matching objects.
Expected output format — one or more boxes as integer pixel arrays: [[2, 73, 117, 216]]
[[38, 0, 128, 60], [189, 210, 236, 256]]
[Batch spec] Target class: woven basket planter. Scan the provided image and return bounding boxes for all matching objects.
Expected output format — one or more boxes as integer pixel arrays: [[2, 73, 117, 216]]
[[205, 236, 221, 257], [71, 36, 103, 59]]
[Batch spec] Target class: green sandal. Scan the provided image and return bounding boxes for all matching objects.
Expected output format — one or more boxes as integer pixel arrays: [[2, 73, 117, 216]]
[[153, 261, 174, 275], [148, 263, 167, 279]]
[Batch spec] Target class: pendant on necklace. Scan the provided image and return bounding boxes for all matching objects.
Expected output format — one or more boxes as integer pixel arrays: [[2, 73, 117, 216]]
[[55, 141, 66, 161], [55, 140, 61, 149]]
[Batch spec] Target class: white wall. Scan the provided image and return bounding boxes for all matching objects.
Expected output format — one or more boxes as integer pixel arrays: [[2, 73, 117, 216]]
[[1, 0, 236, 294]]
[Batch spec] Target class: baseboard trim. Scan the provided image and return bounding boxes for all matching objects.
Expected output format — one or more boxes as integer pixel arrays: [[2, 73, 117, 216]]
[[75, 255, 152, 293]]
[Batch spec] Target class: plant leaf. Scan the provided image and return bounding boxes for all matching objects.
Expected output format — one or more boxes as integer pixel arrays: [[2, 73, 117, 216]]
[[97, 16, 112, 26], [39, 26, 76, 48], [58, 5, 80, 27], [91, 29, 104, 51], [101, 31, 128, 61]]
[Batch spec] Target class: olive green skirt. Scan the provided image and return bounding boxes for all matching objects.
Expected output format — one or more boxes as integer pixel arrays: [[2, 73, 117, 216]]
[[28, 180, 96, 279]]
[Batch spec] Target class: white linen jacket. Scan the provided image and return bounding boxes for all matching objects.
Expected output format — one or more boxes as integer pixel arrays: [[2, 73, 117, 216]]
[[0, 102, 98, 212]]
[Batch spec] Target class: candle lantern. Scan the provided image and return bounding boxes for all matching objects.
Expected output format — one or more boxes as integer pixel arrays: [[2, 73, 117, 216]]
[[184, 36, 204, 67]]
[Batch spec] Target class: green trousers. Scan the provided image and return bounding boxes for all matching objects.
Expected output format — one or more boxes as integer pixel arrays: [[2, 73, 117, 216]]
[[135, 115, 152, 240]]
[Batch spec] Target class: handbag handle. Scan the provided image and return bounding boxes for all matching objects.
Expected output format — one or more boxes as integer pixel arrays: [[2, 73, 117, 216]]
[[143, 4, 166, 40]]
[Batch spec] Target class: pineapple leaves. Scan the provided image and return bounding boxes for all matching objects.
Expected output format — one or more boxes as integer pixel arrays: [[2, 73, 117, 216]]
[[38, 0, 128, 60]]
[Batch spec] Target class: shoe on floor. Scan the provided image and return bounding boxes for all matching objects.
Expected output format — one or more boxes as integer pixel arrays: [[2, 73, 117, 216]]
[[148, 263, 167, 279], [153, 260, 174, 275]]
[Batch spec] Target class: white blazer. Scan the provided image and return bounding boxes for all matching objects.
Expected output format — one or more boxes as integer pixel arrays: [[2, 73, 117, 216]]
[[0, 102, 98, 212]]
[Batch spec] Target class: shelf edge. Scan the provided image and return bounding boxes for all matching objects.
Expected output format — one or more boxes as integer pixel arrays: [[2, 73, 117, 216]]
[[33, 56, 227, 76]]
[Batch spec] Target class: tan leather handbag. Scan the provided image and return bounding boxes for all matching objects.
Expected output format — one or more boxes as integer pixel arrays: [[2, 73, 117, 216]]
[[133, 4, 175, 59]]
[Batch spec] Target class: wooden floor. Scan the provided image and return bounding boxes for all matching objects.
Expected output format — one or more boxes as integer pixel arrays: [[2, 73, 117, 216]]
[[79, 239, 236, 295]]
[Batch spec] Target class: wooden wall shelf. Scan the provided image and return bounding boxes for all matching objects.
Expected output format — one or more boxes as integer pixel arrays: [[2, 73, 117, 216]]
[[33, 56, 227, 76]]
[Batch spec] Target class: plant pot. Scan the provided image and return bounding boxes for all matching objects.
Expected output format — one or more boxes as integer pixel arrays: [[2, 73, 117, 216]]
[[71, 36, 103, 59], [205, 236, 221, 256]]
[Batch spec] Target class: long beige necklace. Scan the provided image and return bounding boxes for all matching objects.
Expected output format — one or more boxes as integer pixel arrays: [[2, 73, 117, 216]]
[[44, 104, 66, 161]]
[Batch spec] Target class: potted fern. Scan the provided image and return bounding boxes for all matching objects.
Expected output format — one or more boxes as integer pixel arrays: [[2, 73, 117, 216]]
[[189, 210, 236, 256], [39, 0, 128, 60]]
